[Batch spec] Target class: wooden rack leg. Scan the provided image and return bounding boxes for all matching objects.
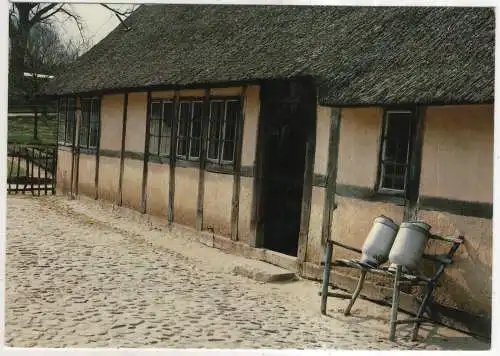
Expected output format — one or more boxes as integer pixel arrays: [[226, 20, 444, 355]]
[[389, 264, 402, 341], [411, 282, 435, 341], [344, 268, 367, 316], [320, 240, 333, 315]]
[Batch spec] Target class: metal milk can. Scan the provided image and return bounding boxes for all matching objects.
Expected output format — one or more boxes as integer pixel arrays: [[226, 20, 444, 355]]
[[360, 215, 399, 267], [388, 221, 431, 272]]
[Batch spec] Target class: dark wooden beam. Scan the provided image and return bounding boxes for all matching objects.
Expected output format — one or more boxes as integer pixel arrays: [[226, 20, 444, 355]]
[[230, 86, 247, 241], [318, 99, 494, 109], [46, 79, 261, 99], [321, 108, 341, 246], [118, 93, 129, 206], [140, 91, 152, 213], [54, 98, 61, 193], [94, 96, 102, 200], [405, 106, 426, 221], [249, 86, 266, 248], [297, 79, 318, 269], [74, 101, 82, 198], [297, 139, 315, 266], [196, 88, 211, 231], [69, 99, 76, 199], [168, 90, 180, 225]]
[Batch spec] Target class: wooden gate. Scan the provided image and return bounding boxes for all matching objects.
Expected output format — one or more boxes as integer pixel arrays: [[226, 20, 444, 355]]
[[7, 143, 57, 195]]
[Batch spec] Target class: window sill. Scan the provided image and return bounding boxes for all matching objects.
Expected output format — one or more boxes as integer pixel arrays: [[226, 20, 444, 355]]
[[58, 144, 73, 151], [149, 155, 171, 164], [206, 162, 235, 175], [372, 191, 406, 206], [377, 188, 405, 198], [78, 147, 98, 155]]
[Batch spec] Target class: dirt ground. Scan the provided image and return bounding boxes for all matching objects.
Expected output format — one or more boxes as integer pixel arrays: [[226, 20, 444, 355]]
[[4, 195, 490, 350]]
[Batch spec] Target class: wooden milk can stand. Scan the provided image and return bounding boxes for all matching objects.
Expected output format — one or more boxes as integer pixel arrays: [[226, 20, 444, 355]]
[[319, 216, 464, 341]]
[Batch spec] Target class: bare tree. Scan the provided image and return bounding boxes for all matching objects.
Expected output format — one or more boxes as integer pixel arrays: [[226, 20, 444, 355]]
[[9, 2, 137, 141], [9, 2, 137, 94]]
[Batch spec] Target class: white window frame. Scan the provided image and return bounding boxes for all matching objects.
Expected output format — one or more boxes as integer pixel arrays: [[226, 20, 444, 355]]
[[206, 98, 240, 166], [378, 109, 413, 195]]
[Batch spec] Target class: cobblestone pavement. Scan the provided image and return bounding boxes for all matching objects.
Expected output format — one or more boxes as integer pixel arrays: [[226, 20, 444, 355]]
[[5, 195, 490, 350]]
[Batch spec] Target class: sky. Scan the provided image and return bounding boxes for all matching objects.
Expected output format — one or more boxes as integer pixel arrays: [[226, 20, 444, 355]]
[[54, 3, 137, 50]]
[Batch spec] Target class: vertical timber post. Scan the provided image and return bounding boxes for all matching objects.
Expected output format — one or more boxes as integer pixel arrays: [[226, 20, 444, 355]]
[[196, 88, 210, 231], [54, 97, 60, 195], [69, 97, 78, 200], [321, 108, 341, 246], [118, 93, 129, 206], [168, 90, 180, 226], [74, 98, 82, 198], [297, 79, 317, 272], [404, 106, 425, 221], [141, 91, 152, 213], [230, 86, 247, 241], [250, 85, 265, 248], [94, 96, 102, 200]]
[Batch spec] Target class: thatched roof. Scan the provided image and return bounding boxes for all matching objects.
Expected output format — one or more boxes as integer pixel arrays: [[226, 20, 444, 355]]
[[42, 5, 494, 106]]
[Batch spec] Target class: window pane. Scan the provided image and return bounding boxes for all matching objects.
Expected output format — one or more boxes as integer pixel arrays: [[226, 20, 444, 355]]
[[207, 101, 224, 160], [207, 137, 220, 160], [382, 176, 393, 190], [80, 100, 91, 148], [150, 102, 162, 136], [177, 102, 191, 158], [149, 136, 159, 155], [162, 102, 174, 135], [89, 100, 100, 148], [392, 176, 405, 191], [191, 102, 203, 139], [159, 102, 173, 156], [79, 125, 88, 148], [379, 111, 412, 191], [190, 138, 200, 158], [224, 100, 240, 142], [178, 102, 191, 138], [160, 136, 171, 155], [177, 138, 188, 157], [58, 98, 67, 142], [189, 102, 203, 158], [384, 112, 411, 164], [89, 127, 99, 148], [222, 140, 234, 162], [66, 98, 76, 145]]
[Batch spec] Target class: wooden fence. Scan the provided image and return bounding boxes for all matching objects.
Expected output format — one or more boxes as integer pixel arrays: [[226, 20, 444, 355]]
[[7, 143, 57, 195]]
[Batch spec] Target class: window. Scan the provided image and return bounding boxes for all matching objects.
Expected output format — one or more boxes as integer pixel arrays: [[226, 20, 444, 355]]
[[207, 99, 242, 164], [79, 98, 101, 149], [149, 100, 174, 156], [177, 100, 203, 160], [58, 97, 76, 145], [378, 110, 414, 194], [147, 96, 243, 166]]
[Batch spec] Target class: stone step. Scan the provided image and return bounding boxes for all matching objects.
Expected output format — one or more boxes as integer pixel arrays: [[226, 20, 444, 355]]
[[232, 259, 298, 283]]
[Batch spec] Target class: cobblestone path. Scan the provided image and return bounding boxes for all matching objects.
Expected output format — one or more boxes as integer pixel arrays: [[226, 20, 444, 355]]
[[5, 196, 489, 350]]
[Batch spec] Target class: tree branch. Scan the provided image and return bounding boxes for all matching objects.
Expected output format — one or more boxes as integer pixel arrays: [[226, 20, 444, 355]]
[[100, 4, 135, 31], [29, 3, 59, 26], [100, 4, 135, 17], [37, 4, 66, 23], [59, 7, 86, 42]]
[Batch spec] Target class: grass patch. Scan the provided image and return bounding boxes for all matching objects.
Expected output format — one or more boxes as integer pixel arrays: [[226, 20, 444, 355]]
[[8, 115, 58, 145]]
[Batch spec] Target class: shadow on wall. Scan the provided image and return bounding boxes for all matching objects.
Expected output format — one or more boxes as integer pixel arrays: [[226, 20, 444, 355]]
[[417, 210, 492, 314]]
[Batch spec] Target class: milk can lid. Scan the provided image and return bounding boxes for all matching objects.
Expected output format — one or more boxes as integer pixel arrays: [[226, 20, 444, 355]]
[[374, 215, 399, 230], [400, 221, 431, 234]]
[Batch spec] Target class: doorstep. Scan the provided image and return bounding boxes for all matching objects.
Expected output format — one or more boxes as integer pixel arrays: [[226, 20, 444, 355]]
[[232, 259, 298, 283]]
